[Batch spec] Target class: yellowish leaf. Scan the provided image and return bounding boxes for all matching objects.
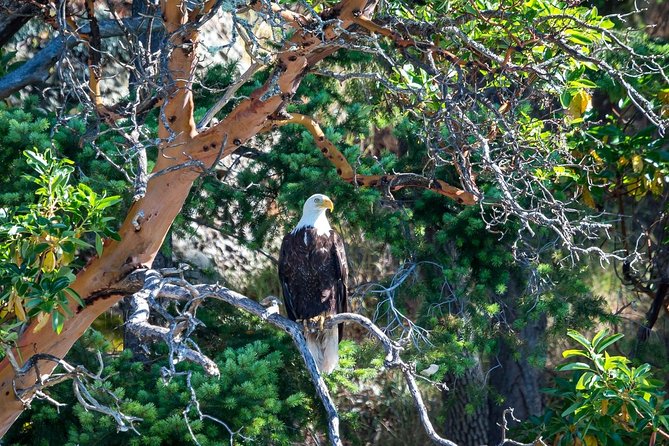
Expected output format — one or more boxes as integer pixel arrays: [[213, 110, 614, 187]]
[[567, 90, 592, 118], [659, 89, 669, 104], [61, 250, 74, 266], [11, 292, 26, 322], [42, 249, 57, 272], [584, 434, 598, 446], [589, 149, 603, 164], [33, 312, 51, 333], [649, 171, 664, 196], [632, 155, 643, 173], [600, 399, 609, 415]]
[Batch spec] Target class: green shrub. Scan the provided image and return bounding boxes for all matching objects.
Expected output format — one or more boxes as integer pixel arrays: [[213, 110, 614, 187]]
[[526, 330, 669, 446]]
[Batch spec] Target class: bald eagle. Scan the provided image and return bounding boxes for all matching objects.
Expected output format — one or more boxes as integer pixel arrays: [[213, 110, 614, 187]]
[[279, 194, 348, 374]]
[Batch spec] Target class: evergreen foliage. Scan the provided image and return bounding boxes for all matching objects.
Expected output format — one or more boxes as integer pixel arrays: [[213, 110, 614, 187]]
[[4, 305, 317, 446]]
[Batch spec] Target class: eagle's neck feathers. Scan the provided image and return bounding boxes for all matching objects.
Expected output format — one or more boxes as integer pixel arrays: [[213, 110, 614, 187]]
[[292, 210, 331, 237]]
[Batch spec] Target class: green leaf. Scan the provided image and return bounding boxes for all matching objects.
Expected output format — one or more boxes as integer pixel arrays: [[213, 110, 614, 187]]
[[64, 288, 84, 307], [562, 349, 588, 359], [50, 276, 71, 293], [95, 233, 103, 257], [568, 79, 598, 89], [595, 333, 624, 353], [558, 362, 593, 372], [567, 330, 592, 350], [591, 329, 608, 349], [561, 400, 582, 418], [576, 371, 595, 390], [52, 310, 64, 334], [633, 363, 651, 380], [96, 196, 121, 210], [565, 29, 594, 45]]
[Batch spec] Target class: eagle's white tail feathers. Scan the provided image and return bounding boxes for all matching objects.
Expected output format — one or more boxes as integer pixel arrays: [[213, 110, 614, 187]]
[[306, 327, 339, 374]]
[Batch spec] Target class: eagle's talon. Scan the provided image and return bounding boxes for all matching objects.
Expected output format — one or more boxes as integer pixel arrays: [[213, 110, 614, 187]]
[[302, 314, 328, 332]]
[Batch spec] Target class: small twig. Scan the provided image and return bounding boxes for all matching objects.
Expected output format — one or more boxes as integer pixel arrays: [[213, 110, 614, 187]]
[[197, 61, 264, 130], [2, 346, 141, 432], [496, 407, 546, 446]]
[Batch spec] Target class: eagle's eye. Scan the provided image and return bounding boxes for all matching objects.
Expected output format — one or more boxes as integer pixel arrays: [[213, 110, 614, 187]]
[[314, 198, 322, 203]]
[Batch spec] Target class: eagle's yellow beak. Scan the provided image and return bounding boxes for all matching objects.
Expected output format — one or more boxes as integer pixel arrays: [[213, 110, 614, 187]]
[[320, 197, 334, 212]]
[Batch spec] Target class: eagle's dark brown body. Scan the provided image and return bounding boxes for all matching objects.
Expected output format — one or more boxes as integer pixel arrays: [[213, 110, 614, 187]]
[[278, 227, 348, 342]]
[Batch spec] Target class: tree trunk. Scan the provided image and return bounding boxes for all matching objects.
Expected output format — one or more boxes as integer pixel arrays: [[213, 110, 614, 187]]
[[442, 353, 489, 446], [487, 316, 546, 444]]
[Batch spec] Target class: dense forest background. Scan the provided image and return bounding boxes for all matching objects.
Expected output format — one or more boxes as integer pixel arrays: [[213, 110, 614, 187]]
[[0, 0, 668, 445]]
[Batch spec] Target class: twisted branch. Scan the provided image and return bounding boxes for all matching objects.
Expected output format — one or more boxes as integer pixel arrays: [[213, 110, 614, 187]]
[[264, 113, 478, 205]]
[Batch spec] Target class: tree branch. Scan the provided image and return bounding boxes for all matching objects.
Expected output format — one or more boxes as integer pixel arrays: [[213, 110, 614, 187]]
[[2, 348, 141, 433], [118, 269, 458, 446], [265, 113, 478, 205], [0, 16, 164, 99]]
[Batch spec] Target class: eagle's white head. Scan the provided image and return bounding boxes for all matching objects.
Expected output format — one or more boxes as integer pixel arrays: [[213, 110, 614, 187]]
[[292, 194, 334, 236]]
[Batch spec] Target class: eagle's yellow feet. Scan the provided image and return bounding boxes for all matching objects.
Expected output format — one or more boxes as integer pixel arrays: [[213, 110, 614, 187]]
[[301, 314, 329, 332]]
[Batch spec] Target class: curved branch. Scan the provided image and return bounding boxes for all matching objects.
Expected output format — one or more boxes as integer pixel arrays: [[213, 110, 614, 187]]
[[96, 269, 457, 446], [325, 313, 457, 446], [265, 113, 478, 205], [351, 16, 472, 68]]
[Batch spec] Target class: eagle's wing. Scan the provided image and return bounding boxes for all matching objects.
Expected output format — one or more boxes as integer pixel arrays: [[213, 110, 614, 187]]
[[331, 230, 348, 341], [278, 234, 298, 322]]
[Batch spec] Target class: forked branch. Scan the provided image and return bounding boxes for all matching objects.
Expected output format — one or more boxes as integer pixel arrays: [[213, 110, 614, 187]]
[[118, 270, 459, 446], [2, 348, 141, 433]]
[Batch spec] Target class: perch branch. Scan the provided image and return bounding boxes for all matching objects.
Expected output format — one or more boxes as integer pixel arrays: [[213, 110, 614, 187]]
[[121, 269, 461, 446], [324, 313, 457, 446]]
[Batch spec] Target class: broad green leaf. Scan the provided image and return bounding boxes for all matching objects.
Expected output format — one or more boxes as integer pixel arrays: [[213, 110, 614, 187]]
[[51, 310, 64, 334], [633, 363, 651, 380], [591, 329, 608, 350], [567, 330, 592, 350], [64, 288, 84, 307], [558, 362, 592, 372], [561, 400, 582, 417], [596, 333, 624, 353], [576, 371, 595, 390], [562, 349, 588, 359]]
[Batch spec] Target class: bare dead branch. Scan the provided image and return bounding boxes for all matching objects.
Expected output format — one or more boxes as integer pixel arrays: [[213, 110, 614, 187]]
[[118, 269, 461, 446], [0, 16, 164, 99], [197, 60, 264, 130], [496, 407, 547, 446], [2, 348, 141, 433]]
